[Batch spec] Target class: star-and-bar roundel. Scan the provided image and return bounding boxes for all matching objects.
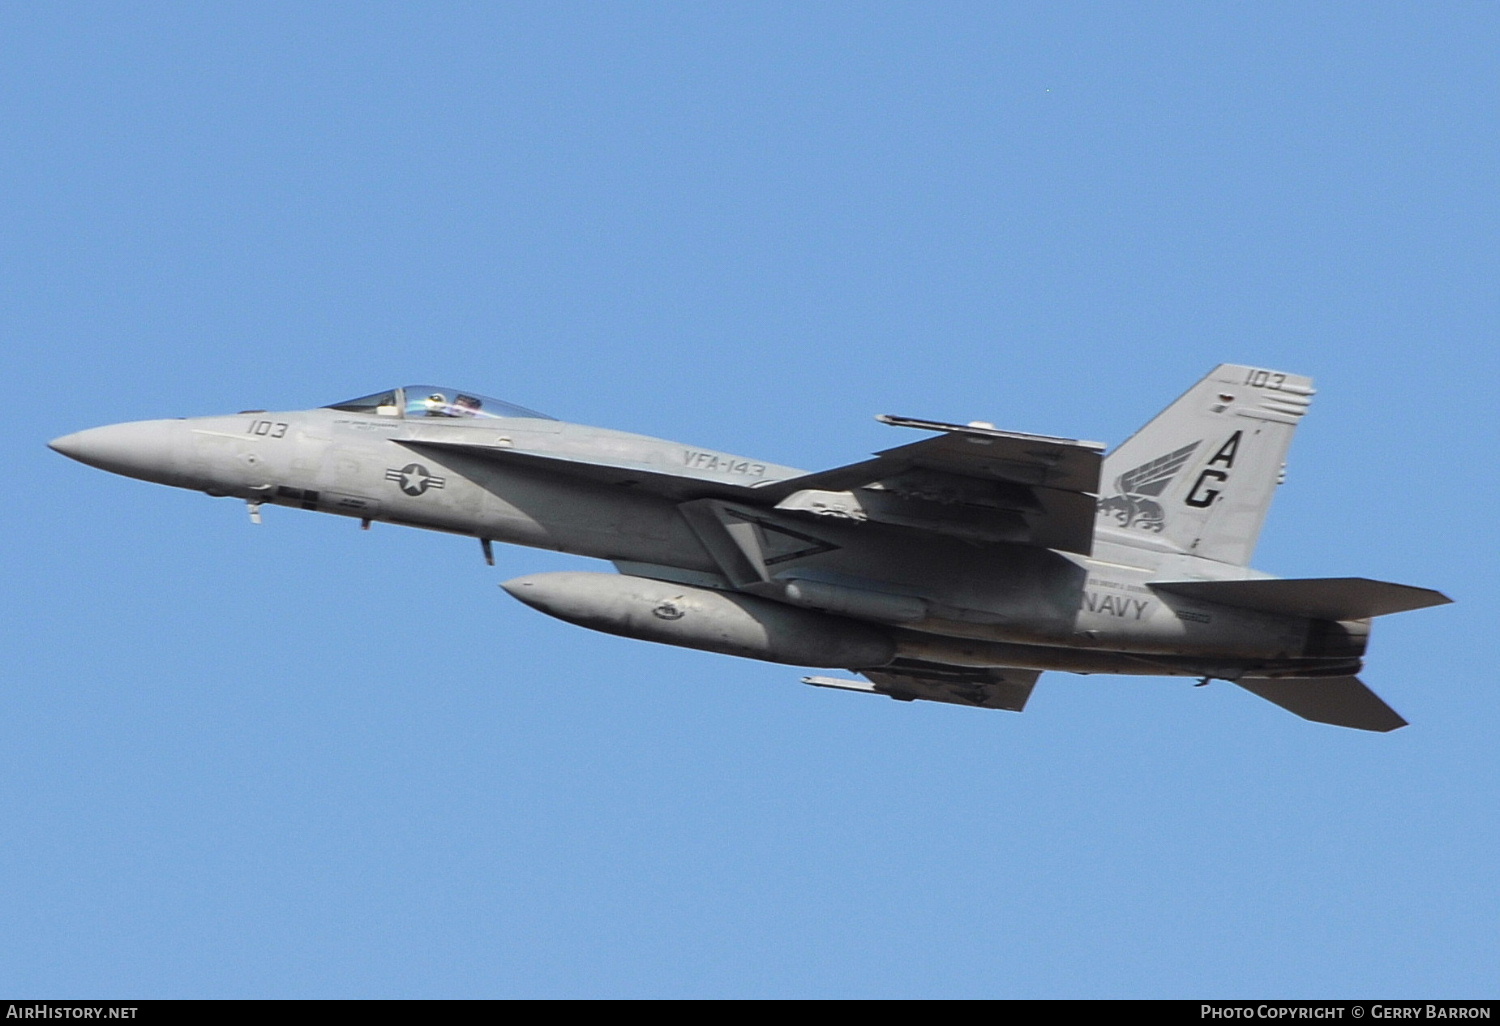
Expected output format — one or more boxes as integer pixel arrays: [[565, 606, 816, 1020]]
[[384, 463, 447, 496]]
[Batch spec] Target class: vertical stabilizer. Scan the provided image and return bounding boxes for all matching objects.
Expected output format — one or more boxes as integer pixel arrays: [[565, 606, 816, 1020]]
[[1097, 364, 1314, 565]]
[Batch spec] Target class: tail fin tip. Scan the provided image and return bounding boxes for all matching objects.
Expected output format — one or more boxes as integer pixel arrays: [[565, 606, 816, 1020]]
[[1097, 364, 1315, 565]]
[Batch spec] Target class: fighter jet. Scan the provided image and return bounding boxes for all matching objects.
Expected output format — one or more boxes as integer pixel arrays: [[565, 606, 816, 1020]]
[[49, 365, 1449, 731]]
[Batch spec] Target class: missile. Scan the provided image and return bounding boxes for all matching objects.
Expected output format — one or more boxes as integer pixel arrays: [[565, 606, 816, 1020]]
[[501, 572, 897, 668]]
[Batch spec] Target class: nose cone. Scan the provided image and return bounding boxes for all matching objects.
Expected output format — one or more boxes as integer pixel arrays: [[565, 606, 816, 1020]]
[[500, 573, 552, 610], [501, 572, 604, 620], [48, 420, 188, 484]]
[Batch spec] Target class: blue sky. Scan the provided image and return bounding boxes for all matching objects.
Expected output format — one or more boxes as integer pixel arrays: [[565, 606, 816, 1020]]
[[3, 2, 1496, 998]]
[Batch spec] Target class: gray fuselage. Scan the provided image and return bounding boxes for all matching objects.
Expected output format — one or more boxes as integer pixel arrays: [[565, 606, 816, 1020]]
[[50, 404, 1362, 681]]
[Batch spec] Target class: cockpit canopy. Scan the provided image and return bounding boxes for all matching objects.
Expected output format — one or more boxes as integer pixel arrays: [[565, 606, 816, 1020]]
[[325, 386, 554, 421]]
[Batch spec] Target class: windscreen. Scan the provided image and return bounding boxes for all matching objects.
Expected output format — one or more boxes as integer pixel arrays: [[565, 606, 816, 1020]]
[[324, 390, 400, 415], [325, 387, 553, 420], [402, 386, 554, 421]]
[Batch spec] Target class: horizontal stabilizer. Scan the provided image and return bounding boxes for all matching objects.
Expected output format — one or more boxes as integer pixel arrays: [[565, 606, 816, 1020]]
[[1234, 676, 1407, 732], [1152, 577, 1451, 620]]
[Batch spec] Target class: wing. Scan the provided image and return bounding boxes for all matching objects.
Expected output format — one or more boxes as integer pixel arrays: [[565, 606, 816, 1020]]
[[403, 437, 768, 500], [804, 663, 1040, 712], [1151, 577, 1452, 620], [395, 423, 788, 503], [398, 413, 1105, 554], [761, 415, 1105, 554]]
